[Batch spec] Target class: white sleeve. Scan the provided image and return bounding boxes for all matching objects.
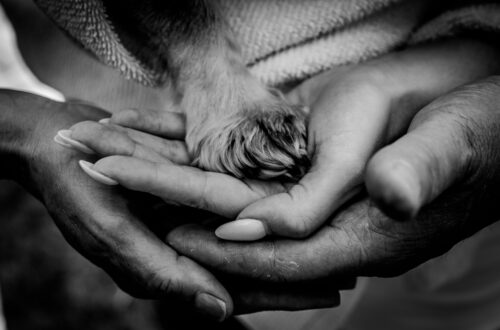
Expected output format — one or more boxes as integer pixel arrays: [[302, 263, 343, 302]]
[[0, 4, 64, 101]]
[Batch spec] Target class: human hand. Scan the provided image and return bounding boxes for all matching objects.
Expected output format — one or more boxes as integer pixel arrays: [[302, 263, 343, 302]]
[[167, 75, 500, 282], [0, 91, 233, 321], [212, 38, 500, 240]]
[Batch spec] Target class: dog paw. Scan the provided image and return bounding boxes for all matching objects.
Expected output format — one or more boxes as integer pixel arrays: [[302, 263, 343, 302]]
[[188, 102, 310, 180]]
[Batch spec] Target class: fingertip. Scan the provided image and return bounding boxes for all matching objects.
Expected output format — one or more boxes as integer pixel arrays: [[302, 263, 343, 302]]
[[54, 132, 72, 148], [79, 160, 119, 186], [215, 219, 268, 241], [56, 129, 95, 154], [366, 155, 421, 221]]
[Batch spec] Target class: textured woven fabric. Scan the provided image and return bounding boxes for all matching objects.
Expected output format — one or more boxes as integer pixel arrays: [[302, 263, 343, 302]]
[[219, 0, 403, 63], [29, 0, 500, 86], [218, 0, 500, 85], [221, 0, 425, 85]]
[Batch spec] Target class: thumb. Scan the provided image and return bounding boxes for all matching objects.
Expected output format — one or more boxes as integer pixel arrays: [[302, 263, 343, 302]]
[[365, 83, 497, 220]]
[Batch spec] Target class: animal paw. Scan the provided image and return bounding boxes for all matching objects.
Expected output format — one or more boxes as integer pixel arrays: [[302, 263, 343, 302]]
[[188, 102, 310, 180]]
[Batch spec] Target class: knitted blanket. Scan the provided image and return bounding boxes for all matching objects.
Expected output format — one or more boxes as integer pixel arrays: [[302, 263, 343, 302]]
[[216, 0, 500, 85], [1, 0, 500, 95]]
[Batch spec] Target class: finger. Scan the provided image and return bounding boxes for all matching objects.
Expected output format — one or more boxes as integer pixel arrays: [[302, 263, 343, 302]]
[[366, 81, 500, 220], [110, 123, 189, 164], [55, 161, 233, 321], [85, 156, 271, 218], [100, 221, 232, 321], [167, 207, 371, 282], [108, 108, 186, 139], [66, 121, 189, 164], [169, 195, 471, 285]]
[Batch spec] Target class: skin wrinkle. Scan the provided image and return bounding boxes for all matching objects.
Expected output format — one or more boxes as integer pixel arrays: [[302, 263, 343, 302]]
[[268, 241, 293, 283]]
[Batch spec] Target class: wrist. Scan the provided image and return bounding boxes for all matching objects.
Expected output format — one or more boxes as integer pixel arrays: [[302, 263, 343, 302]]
[[0, 90, 34, 182]]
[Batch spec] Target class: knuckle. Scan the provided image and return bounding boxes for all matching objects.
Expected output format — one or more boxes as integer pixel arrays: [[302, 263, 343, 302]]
[[144, 266, 175, 296], [143, 255, 193, 297], [265, 241, 300, 281]]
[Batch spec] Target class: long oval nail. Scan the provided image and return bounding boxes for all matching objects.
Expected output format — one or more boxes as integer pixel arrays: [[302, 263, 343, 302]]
[[54, 133, 72, 148], [99, 118, 111, 124], [215, 219, 268, 241], [56, 130, 95, 154], [79, 160, 119, 185]]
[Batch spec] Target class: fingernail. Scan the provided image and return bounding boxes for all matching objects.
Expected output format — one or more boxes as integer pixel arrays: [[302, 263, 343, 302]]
[[53, 133, 72, 148], [79, 160, 119, 185], [376, 161, 420, 221], [99, 118, 111, 124], [56, 130, 95, 154], [215, 219, 268, 241], [195, 293, 227, 322]]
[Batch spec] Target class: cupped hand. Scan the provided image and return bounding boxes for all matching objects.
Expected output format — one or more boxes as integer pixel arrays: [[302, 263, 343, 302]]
[[0, 91, 233, 321], [167, 75, 500, 282], [219, 38, 500, 240]]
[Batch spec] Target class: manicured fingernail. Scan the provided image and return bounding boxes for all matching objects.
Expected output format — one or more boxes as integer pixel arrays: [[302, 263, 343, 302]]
[[56, 130, 95, 154], [54, 133, 72, 148], [215, 219, 268, 241], [79, 160, 118, 185], [195, 293, 227, 322], [99, 118, 111, 124]]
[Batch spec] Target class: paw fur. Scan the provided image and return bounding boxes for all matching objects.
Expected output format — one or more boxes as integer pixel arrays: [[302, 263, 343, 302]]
[[190, 102, 310, 180]]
